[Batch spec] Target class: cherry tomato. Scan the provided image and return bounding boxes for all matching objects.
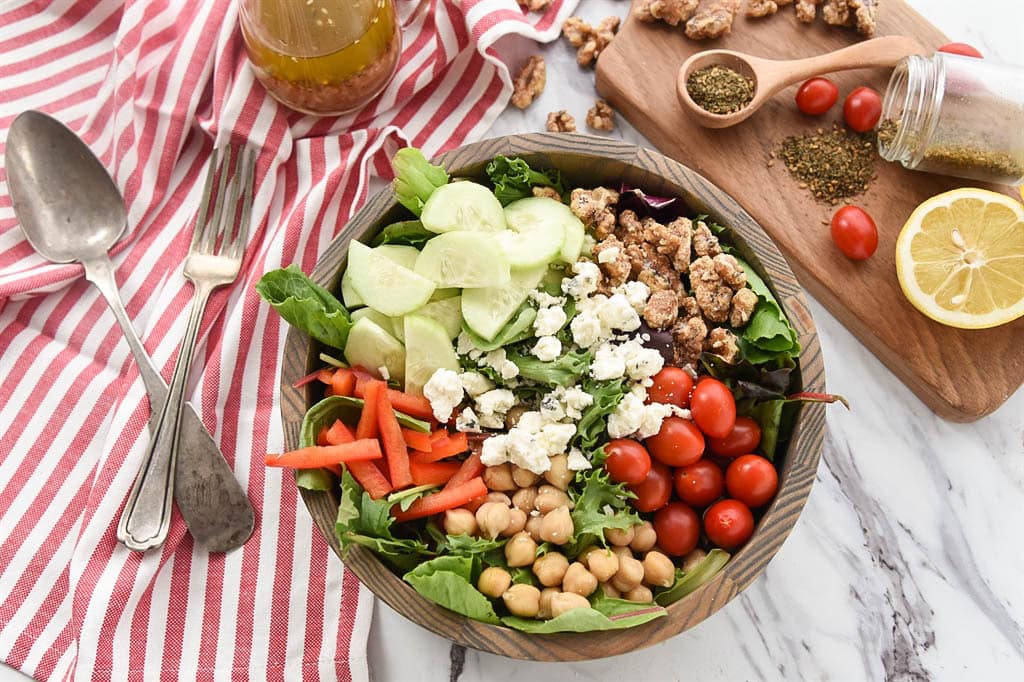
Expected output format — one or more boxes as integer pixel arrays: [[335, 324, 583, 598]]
[[704, 499, 755, 550], [628, 461, 672, 513], [647, 366, 694, 408], [843, 86, 882, 132], [725, 455, 779, 507], [673, 459, 725, 508], [645, 417, 705, 467], [689, 378, 736, 439], [707, 416, 762, 457], [653, 502, 701, 556], [938, 42, 983, 58], [795, 77, 839, 115], [831, 205, 878, 260], [604, 439, 652, 485]]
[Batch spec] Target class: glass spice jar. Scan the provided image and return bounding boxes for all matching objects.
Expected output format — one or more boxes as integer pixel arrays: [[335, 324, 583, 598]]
[[878, 52, 1024, 186], [239, 0, 401, 116]]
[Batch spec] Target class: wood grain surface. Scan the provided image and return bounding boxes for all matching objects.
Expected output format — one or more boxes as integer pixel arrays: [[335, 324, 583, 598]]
[[278, 133, 827, 660], [595, 1, 1023, 421]]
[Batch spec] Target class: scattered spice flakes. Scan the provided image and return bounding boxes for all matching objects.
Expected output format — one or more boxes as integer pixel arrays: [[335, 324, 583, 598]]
[[779, 124, 877, 203], [686, 65, 754, 115]]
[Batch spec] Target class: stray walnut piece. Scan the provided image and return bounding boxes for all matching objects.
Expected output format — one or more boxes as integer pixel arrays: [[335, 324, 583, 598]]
[[562, 16, 619, 67], [586, 100, 616, 131], [511, 55, 545, 109], [685, 0, 742, 40], [546, 110, 576, 133], [517, 0, 551, 11], [634, 0, 699, 25]]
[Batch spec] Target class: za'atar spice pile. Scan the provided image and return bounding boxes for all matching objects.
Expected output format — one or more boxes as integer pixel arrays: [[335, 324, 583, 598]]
[[778, 125, 877, 203], [686, 65, 755, 115]]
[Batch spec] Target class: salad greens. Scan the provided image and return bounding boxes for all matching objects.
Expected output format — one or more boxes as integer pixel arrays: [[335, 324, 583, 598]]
[[501, 590, 665, 633], [568, 469, 640, 552], [486, 155, 566, 206], [575, 379, 627, 454], [392, 148, 449, 215], [370, 219, 435, 248], [654, 549, 731, 606], [403, 556, 502, 625], [461, 303, 537, 352], [736, 259, 801, 366], [336, 471, 431, 572], [506, 347, 592, 387], [255, 265, 352, 349]]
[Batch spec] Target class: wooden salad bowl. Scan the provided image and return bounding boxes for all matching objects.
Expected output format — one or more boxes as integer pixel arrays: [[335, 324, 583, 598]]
[[278, 133, 827, 661]]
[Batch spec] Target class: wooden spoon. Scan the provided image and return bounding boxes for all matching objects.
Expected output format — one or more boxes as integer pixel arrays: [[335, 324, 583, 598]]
[[676, 35, 927, 129]]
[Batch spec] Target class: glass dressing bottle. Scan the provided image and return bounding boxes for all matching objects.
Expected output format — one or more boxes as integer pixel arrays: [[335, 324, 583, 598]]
[[239, 0, 401, 116], [878, 52, 1024, 186]]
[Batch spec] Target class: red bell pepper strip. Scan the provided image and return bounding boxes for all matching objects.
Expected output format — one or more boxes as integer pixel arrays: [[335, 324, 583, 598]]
[[408, 459, 461, 487], [347, 461, 393, 499], [356, 381, 384, 440], [391, 477, 488, 522], [316, 426, 331, 446], [414, 432, 469, 463], [442, 451, 484, 491], [325, 419, 355, 445], [462, 494, 487, 513], [354, 382, 435, 422], [400, 428, 434, 452], [350, 365, 375, 395], [331, 368, 357, 397], [377, 388, 413, 490], [265, 440, 382, 468], [429, 428, 449, 446]]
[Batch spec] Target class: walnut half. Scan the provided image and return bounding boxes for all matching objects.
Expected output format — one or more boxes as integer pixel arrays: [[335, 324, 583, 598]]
[[586, 100, 616, 131], [511, 55, 546, 109], [546, 110, 576, 133]]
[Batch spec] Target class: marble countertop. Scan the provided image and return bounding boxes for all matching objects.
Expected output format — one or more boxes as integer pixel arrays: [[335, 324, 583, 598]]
[[368, 1, 1024, 681]]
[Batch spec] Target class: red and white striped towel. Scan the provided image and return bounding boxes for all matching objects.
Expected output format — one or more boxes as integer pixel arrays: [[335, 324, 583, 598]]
[[0, 1, 578, 679]]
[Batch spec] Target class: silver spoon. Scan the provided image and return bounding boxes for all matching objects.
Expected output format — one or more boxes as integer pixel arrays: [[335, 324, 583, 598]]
[[5, 111, 254, 553]]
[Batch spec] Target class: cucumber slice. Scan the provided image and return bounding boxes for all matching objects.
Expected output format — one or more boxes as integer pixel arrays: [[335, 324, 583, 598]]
[[462, 264, 547, 341], [403, 315, 460, 396], [499, 197, 571, 268], [414, 232, 511, 288], [413, 296, 463, 340], [421, 181, 507, 233], [351, 307, 393, 332], [341, 244, 420, 308], [344, 317, 406, 384], [347, 241, 436, 316], [560, 211, 585, 263], [429, 287, 460, 301]]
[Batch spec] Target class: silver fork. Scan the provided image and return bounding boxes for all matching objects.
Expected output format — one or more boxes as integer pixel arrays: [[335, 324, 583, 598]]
[[117, 145, 256, 552]]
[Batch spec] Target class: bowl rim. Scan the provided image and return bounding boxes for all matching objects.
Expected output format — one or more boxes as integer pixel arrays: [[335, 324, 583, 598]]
[[277, 132, 826, 661]]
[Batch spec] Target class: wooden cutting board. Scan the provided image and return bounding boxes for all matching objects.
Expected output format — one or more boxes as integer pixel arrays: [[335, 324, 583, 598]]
[[596, 1, 1023, 422]]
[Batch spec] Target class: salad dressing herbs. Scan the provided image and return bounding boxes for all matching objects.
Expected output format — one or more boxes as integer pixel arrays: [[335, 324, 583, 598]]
[[779, 125, 877, 203]]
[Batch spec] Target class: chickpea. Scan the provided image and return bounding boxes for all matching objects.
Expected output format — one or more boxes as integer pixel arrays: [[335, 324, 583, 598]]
[[485, 492, 511, 506], [642, 551, 675, 588], [443, 508, 477, 536], [610, 555, 644, 592], [629, 521, 658, 553], [610, 545, 633, 560], [512, 487, 538, 513], [599, 582, 621, 599], [483, 463, 516, 491], [562, 562, 598, 597], [624, 585, 654, 603], [511, 465, 540, 488], [681, 548, 708, 574], [539, 506, 573, 545], [502, 584, 541, 617], [533, 552, 570, 587], [505, 405, 528, 428], [477, 567, 512, 598], [538, 587, 559, 619], [525, 514, 544, 542], [543, 454, 573, 490], [501, 508, 527, 537], [505, 531, 538, 567], [584, 547, 619, 583], [475, 502, 510, 539], [550, 592, 590, 618], [534, 485, 571, 514], [605, 525, 635, 547]]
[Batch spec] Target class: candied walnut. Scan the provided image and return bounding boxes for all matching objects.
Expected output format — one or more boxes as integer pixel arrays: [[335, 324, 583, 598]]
[[848, 0, 877, 35], [634, 0, 657, 21], [594, 236, 631, 286], [517, 0, 552, 11], [685, 0, 741, 40], [633, 243, 685, 296], [795, 0, 821, 22], [746, 0, 779, 17], [586, 99, 616, 131], [635, 0, 700, 25], [511, 55, 546, 109], [692, 221, 721, 258], [532, 186, 561, 200], [562, 16, 619, 67], [679, 295, 700, 319], [689, 255, 733, 323], [821, 0, 850, 24], [729, 287, 758, 327], [643, 289, 680, 329], [672, 316, 708, 365], [706, 327, 740, 363], [570, 187, 619, 238], [547, 110, 576, 133], [643, 216, 693, 272], [713, 253, 747, 289], [616, 209, 645, 247]]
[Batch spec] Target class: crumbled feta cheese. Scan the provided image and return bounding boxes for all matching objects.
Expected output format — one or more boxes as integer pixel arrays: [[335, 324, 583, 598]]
[[607, 392, 645, 438], [532, 335, 562, 362], [480, 434, 509, 466], [560, 386, 594, 420], [562, 261, 601, 299], [538, 423, 577, 455], [456, 407, 482, 433], [624, 344, 664, 381], [475, 388, 515, 417], [570, 310, 604, 348], [483, 349, 519, 380], [422, 368, 463, 422], [566, 447, 592, 471], [599, 293, 641, 332], [616, 280, 651, 312], [506, 427, 550, 474], [478, 412, 506, 429], [590, 343, 626, 380], [456, 331, 482, 359], [581, 233, 597, 257], [597, 246, 620, 264], [530, 290, 565, 308], [539, 393, 566, 422], [534, 305, 567, 337], [377, 366, 390, 381], [637, 402, 674, 439], [517, 411, 544, 433], [460, 371, 494, 398]]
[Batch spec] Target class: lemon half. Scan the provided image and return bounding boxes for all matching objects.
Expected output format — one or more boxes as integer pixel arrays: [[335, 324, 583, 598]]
[[896, 188, 1024, 329]]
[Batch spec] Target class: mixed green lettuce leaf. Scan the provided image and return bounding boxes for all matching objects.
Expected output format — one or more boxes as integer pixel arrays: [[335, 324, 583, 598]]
[[255, 265, 352, 350], [391, 148, 449, 215], [485, 156, 566, 206]]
